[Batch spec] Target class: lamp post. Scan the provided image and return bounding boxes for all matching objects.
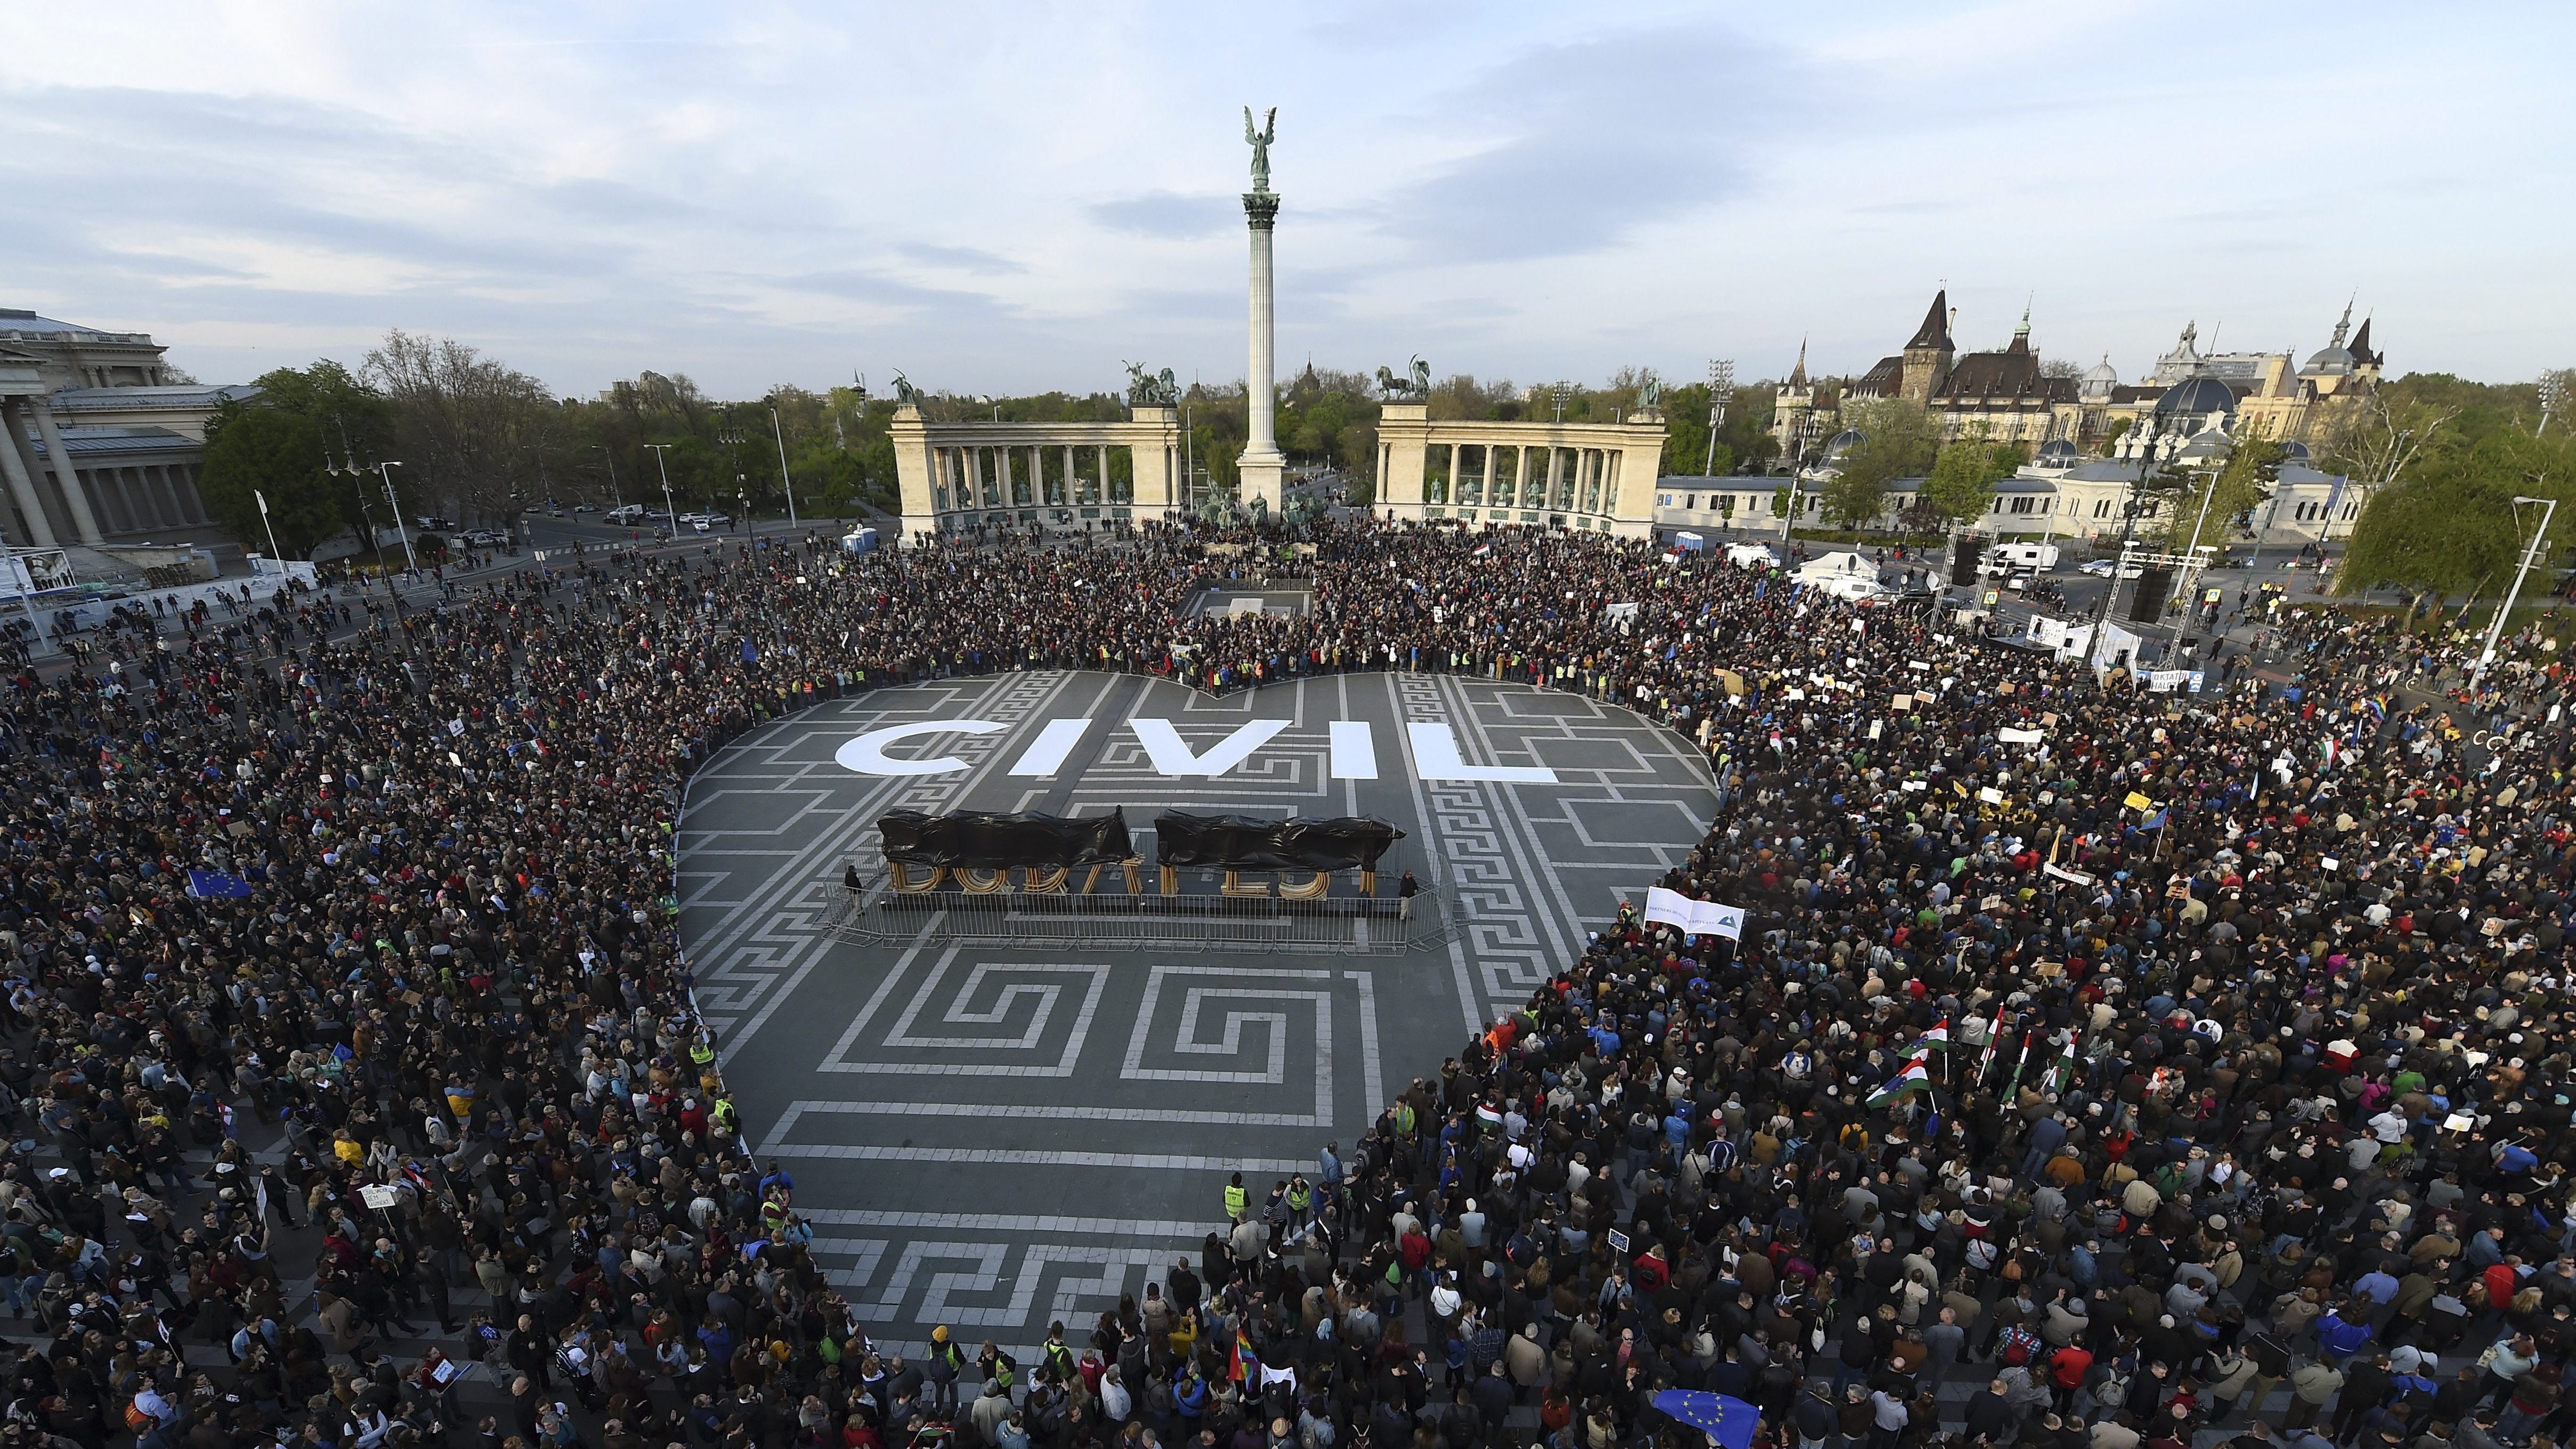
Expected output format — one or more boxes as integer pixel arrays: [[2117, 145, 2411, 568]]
[[2085, 422, 2167, 675], [331, 448, 415, 573], [1703, 359, 1734, 475], [644, 443, 678, 536], [595, 443, 623, 512], [2542, 375, 2565, 438], [716, 415, 750, 532], [769, 406, 799, 530], [376, 462, 415, 573], [1778, 415, 1819, 543], [2471, 494, 2557, 695]]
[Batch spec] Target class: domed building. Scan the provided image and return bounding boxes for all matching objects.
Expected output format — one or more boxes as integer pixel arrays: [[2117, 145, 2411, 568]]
[[1811, 428, 1866, 476]]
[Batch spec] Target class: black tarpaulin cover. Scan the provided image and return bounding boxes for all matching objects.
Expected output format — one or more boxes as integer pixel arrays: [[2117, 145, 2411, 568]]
[[877, 810, 1135, 869], [1152, 812, 1404, 871]]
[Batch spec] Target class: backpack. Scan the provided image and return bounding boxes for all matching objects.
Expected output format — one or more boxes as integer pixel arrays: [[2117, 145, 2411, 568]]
[[1999, 1327, 2042, 1367]]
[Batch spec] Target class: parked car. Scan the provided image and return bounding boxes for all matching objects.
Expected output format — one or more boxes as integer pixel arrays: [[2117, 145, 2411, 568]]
[[606, 505, 648, 524]]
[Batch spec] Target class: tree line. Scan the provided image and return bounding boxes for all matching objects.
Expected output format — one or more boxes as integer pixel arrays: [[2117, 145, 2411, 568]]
[[196, 343, 1813, 557]]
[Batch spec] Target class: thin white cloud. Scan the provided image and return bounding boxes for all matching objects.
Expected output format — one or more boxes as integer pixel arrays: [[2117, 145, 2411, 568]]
[[1, 2, 2569, 393]]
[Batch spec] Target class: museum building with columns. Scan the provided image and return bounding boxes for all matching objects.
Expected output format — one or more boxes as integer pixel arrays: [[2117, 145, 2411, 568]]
[[0, 308, 241, 552]]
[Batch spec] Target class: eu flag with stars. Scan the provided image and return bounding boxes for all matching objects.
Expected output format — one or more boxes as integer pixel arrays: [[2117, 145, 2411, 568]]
[[185, 869, 254, 901], [1652, 1391, 1760, 1449]]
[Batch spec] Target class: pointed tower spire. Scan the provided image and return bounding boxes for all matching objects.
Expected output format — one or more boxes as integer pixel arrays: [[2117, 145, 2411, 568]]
[[1906, 289, 1953, 351], [2330, 293, 2354, 347], [2348, 314, 2376, 367], [1788, 337, 1809, 388]]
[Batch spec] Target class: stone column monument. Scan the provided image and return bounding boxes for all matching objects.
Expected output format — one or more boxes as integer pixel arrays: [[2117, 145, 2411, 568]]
[[1236, 106, 1285, 516]]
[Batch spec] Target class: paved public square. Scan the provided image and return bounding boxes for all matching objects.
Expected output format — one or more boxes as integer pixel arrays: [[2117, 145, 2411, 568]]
[[677, 669, 1716, 1354]]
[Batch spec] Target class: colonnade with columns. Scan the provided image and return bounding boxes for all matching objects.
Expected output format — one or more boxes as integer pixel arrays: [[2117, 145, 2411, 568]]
[[930, 442, 1139, 515], [1371, 402, 1670, 540], [1404, 441, 1627, 517], [0, 393, 211, 548], [889, 404, 1185, 542]]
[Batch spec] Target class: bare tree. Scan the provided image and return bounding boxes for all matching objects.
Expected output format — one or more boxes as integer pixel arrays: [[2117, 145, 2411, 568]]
[[2320, 386, 2450, 497], [362, 330, 562, 522]]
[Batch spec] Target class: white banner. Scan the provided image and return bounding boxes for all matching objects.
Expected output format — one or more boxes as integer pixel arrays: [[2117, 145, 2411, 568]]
[[1997, 726, 2046, 744], [1643, 887, 1746, 940]]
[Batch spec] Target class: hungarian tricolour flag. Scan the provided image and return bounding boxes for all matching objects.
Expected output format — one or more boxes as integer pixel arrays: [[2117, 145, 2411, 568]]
[[1868, 1050, 1934, 1108]]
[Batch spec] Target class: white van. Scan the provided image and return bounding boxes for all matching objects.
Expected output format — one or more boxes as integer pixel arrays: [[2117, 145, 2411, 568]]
[[1724, 542, 1779, 569], [1993, 542, 2059, 572], [606, 505, 647, 525]]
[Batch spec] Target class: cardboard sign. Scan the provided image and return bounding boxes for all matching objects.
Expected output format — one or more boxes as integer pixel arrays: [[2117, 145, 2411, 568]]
[[2124, 791, 2156, 812], [1979, 787, 2004, 804], [360, 1185, 399, 1210], [1892, 694, 1913, 710]]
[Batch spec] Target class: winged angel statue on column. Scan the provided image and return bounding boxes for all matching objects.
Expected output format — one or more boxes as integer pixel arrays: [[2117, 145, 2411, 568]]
[[1244, 107, 1276, 195]]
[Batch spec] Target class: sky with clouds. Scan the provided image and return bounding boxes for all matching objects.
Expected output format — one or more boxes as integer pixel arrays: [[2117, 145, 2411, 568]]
[[5, 2, 2570, 400]]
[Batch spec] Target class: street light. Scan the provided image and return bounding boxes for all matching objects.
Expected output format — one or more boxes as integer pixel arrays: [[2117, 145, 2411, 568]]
[[1779, 414, 1821, 543], [2085, 420, 2172, 675], [644, 443, 679, 536], [2471, 493, 2557, 695], [2542, 375, 2566, 438], [595, 443, 623, 512], [769, 406, 799, 531], [1704, 359, 1735, 476], [329, 448, 415, 573]]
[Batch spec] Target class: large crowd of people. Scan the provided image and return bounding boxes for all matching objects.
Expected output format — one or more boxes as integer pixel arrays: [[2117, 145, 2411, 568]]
[[0, 516, 2571, 1449]]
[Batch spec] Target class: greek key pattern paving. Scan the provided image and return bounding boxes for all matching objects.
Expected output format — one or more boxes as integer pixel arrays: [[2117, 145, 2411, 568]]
[[682, 673, 1071, 1033], [681, 670, 1718, 1352], [1394, 672, 1554, 1016]]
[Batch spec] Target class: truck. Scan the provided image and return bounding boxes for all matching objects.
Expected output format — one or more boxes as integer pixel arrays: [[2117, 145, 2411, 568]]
[[1982, 542, 2059, 572]]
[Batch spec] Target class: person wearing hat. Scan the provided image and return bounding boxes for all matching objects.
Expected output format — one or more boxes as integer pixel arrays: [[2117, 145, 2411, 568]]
[[925, 1324, 964, 1418]]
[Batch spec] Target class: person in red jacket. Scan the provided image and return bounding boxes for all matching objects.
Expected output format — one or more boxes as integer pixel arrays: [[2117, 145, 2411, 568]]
[[1633, 1242, 1672, 1294], [2047, 1343, 2094, 1412]]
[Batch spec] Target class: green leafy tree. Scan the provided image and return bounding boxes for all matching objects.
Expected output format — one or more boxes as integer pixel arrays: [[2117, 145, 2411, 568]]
[[1921, 434, 2018, 524], [199, 403, 345, 557], [2340, 426, 2576, 600], [2160, 436, 2283, 551], [1822, 400, 1937, 529]]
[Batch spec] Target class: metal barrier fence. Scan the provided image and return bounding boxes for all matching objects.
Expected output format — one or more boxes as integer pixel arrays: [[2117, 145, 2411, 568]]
[[821, 882, 1451, 956]]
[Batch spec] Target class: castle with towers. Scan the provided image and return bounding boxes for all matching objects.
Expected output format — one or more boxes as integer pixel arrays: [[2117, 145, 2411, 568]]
[[1768, 290, 2384, 466]]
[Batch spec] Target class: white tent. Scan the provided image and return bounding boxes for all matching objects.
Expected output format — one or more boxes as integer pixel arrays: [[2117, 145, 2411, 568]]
[[1795, 551, 1876, 583]]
